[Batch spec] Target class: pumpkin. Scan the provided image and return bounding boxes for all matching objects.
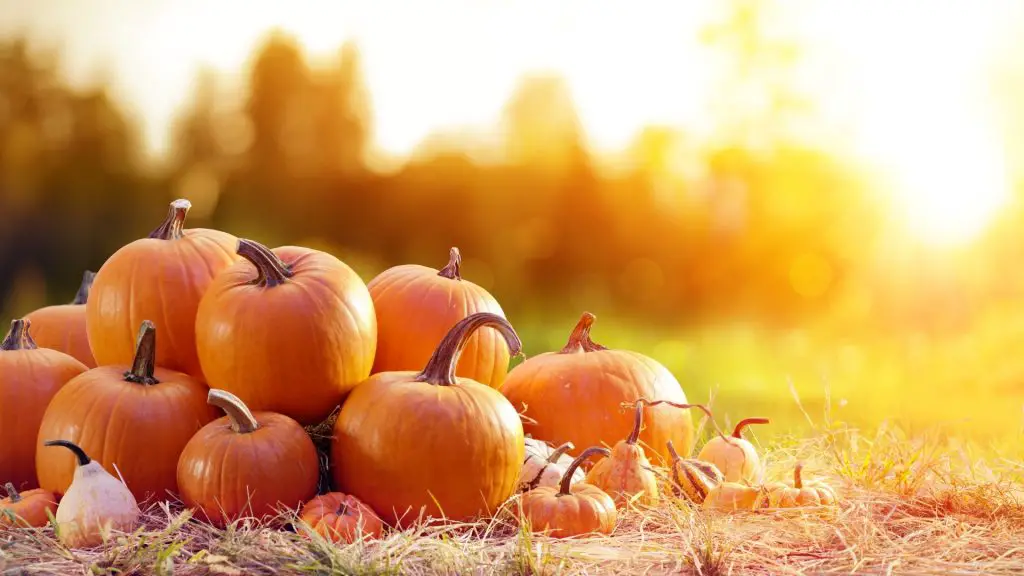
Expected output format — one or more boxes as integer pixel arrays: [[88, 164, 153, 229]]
[[518, 446, 616, 538], [332, 312, 525, 526], [765, 463, 837, 508], [1, 482, 58, 528], [195, 238, 377, 425], [86, 198, 238, 381], [696, 417, 770, 484], [367, 247, 510, 388], [35, 320, 217, 502], [0, 319, 88, 491], [177, 389, 319, 528], [500, 312, 696, 465], [665, 440, 724, 505], [24, 270, 97, 367], [702, 482, 769, 512], [43, 439, 140, 548], [298, 492, 384, 544], [518, 440, 583, 493]]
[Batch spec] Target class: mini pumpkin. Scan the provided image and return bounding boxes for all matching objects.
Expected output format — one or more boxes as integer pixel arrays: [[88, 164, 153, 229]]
[[665, 440, 724, 505], [518, 440, 583, 493], [24, 270, 97, 367], [702, 482, 769, 512], [0, 482, 58, 528], [519, 446, 616, 538], [298, 492, 385, 544], [697, 417, 770, 484], [765, 463, 837, 508]]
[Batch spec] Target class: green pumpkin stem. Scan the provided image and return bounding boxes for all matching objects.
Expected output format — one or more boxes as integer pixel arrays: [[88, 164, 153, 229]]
[[71, 270, 96, 305], [148, 199, 191, 240], [4, 482, 20, 502], [0, 319, 37, 351], [559, 312, 608, 354], [416, 312, 522, 386], [237, 239, 293, 288], [44, 440, 92, 466], [208, 389, 260, 434], [558, 446, 610, 496], [124, 320, 159, 385], [437, 247, 462, 280], [732, 417, 770, 438], [546, 442, 575, 464]]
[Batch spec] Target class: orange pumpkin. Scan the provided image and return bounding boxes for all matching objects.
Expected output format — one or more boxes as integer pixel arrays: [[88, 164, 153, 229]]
[[0, 319, 87, 491], [332, 312, 525, 526], [1, 482, 58, 528], [86, 198, 237, 381], [500, 312, 696, 465], [765, 463, 837, 508], [195, 239, 377, 425], [368, 247, 510, 388], [24, 270, 97, 367], [35, 321, 217, 502], [703, 482, 770, 512], [518, 446, 617, 538], [177, 389, 319, 528], [298, 492, 384, 543]]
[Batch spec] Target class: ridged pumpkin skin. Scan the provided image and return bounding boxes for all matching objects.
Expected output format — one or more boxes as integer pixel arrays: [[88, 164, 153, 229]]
[[195, 239, 377, 425], [519, 447, 617, 538], [0, 482, 58, 528], [24, 271, 97, 368], [765, 463, 837, 508], [368, 247, 510, 388], [665, 440, 724, 504], [35, 321, 218, 502], [500, 312, 695, 465], [332, 313, 524, 526], [0, 320, 88, 491], [298, 492, 384, 543], [86, 199, 237, 381]]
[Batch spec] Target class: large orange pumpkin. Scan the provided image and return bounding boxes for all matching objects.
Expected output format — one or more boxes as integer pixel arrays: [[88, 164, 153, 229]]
[[86, 198, 237, 381], [500, 312, 696, 465], [24, 270, 97, 367], [367, 247, 510, 388], [0, 319, 87, 491], [332, 312, 525, 526], [35, 321, 218, 502], [195, 238, 377, 425]]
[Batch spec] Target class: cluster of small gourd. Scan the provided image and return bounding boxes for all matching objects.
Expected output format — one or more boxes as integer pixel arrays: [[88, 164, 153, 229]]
[[0, 198, 837, 547]]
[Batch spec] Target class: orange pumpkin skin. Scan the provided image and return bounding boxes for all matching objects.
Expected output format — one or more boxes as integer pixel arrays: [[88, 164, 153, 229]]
[[299, 492, 384, 543], [1, 482, 58, 528], [195, 239, 377, 425], [332, 313, 524, 526], [0, 319, 88, 491], [35, 321, 218, 502], [765, 463, 837, 508], [519, 446, 617, 538], [86, 199, 237, 381], [177, 389, 319, 528], [24, 271, 97, 368], [500, 312, 695, 465], [368, 247, 510, 388]]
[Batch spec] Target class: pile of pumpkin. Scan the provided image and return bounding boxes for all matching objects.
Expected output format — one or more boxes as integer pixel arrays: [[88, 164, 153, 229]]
[[0, 199, 837, 546]]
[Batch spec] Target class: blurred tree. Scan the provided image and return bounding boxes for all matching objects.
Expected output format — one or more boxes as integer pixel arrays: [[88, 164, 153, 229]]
[[313, 41, 372, 176]]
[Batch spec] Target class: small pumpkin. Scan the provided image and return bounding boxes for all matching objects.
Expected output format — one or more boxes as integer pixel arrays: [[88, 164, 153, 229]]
[[87, 198, 238, 381], [519, 446, 616, 538], [518, 440, 583, 493], [35, 321, 217, 502], [500, 312, 696, 465], [177, 389, 319, 528], [702, 482, 769, 512], [332, 312, 525, 526], [298, 492, 384, 544], [195, 238, 377, 425], [24, 270, 97, 367], [0, 482, 58, 528], [368, 247, 511, 388], [765, 463, 837, 508], [43, 439, 140, 548], [0, 319, 88, 491], [665, 440, 724, 505], [696, 417, 770, 484]]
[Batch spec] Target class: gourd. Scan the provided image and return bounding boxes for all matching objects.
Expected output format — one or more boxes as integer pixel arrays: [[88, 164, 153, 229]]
[[86, 198, 238, 381], [368, 247, 510, 388], [332, 312, 525, 526], [298, 492, 384, 543], [35, 321, 217, 501], [518, 446, 616, 538], [24, 270, 97, 367], [43, 440, 140, 548], [765, 463, 837, 507], [0, 319, 88, 491], [518, 440, 583, 492], [176, 389, 319, 527], [665, 440, 724, 505], [0, 482, 58, 528], [702, 482, 769, 512], [195, 238, 377, 425], [696, 417, 769, 484], [500, 312, 697, 464]]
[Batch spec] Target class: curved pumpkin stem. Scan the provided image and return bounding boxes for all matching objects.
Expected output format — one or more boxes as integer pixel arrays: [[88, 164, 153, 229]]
[[44, 439, 92, 466], [208, 389, 260, 434], [559, 312, 608, 354], [148, 198, 191, 240], [628, 398, 727, 442], [546, 442, 575, 464], [237, 239, 294, 288], [437, 247, 462, 280], [666, 440, 682, 464], [123, 320, 159, 385], [71, 270, 96, 305], [794, 462, 804, 489], [0, 319, 37, 351], [558, 446, 610, 496], [4, 482, 20, 502], [732, 417, 770, 438], [416, 312, 522, 386]]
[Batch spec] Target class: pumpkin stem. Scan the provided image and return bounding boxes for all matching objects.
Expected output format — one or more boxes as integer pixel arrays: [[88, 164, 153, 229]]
[[44, 439, 91, 466], [124, 320, 160, 385], [0, 319, 37, 351], [558, 446, 610, 496], [732, 417, 770, 439], [237, 239, 294, 288], [794, 462, 804, 489], [559, 312, 609, 354], [546, 442, 575, 464], [437, 247, 462, 280], [71, 270, 96, 305], [415, 312, 522, 386], [628, 398, 726, 441], [208, 389, 260, 434], [626, 399, 647, 445], [4, 482, 20, 502], [666, 440, 681, 464], [148, 198, 192, 240], [337, 502, 349, 516]]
